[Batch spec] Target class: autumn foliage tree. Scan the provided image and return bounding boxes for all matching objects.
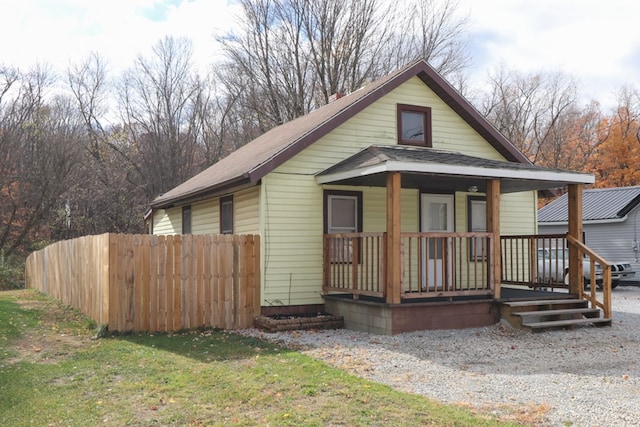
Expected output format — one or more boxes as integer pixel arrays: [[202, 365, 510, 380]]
[[586, 105, 640, 187]]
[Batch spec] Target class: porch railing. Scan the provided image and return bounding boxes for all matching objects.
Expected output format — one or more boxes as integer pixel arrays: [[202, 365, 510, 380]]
[[322, 232, 494, 300], [399, 232, 494, 299], [322, 233, 386, 297], [501, 234, 569, 288], [500, 233, 612, 318]]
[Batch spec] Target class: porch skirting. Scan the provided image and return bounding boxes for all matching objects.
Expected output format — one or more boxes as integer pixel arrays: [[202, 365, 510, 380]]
[[323, 294, 499, 335]]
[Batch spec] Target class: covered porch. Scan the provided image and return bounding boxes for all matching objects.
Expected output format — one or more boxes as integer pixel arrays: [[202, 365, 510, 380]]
[[317, 146, 609, 334]]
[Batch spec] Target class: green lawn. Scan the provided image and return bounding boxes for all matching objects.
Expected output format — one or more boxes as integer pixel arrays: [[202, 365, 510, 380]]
[[0, 289, 531, 426]]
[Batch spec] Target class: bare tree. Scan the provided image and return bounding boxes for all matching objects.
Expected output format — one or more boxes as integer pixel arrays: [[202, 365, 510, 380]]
[[480, 66, 580, 165], [117, 36, 208, 200], [218, 0, 472, 131], [0, 65, 82, 256], [383, 0, 471, 79], [63, 53, 146, 237]]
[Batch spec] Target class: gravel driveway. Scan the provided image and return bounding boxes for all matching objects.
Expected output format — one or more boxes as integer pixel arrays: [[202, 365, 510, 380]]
[[240, 285, 640, 426]]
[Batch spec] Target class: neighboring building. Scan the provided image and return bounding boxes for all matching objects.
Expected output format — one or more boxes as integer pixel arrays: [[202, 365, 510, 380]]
[[147, 59, 594, 333], [538, 186, 640, 284]]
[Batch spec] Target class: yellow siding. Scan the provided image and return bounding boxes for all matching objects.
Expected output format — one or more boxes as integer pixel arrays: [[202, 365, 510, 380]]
[[191, 199, 216, 234], [152, 207, 181, 235], [153, 187, 261, 236], [235, 186, 260, 234], [500, 192, 537, 235], [454, 191, 536, 234], [277, 76, 504, 176]]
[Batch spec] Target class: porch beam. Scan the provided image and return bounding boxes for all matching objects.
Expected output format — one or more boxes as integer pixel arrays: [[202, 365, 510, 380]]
[[486, 179, 501, 298], [568, 184, 584, 296], [385, 172, 402, 304]]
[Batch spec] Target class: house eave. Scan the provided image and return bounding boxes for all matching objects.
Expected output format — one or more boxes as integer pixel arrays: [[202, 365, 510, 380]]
[[151, 176, 253, 209], [316, 159, 595, 191]]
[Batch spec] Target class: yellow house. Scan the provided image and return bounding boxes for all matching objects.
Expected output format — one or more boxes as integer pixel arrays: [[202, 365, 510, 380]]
[[148, 60, 603, 334]]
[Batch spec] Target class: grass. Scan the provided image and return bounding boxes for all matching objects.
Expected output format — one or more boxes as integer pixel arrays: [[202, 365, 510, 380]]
[[0, 290, 531, 426]]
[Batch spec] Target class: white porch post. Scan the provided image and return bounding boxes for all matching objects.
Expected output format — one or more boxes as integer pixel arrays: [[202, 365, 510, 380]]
[[386, 172, 402, 304], [486, 179, 501, 299]]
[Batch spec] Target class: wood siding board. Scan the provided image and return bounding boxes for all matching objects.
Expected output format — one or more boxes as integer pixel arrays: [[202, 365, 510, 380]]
[[212, 235, 223, 327], [202, 236, 212, 327], [173, 235, 183, 331], [149, 235, 158, 332]]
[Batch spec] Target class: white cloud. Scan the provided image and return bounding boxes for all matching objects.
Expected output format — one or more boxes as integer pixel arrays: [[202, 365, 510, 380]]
[[2, 0, 638, 110], [457, 0, 640, 108], [0, 0, 239, 76]]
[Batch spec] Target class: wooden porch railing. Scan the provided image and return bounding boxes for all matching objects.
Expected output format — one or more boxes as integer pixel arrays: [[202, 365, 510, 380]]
[[501, 233, 568, 288], [322, 233, 386, 297], [399, 232, 494, 299], [567, 234, 612, 318], [500, 234, 612, 318], [322, 232, 494, 300]]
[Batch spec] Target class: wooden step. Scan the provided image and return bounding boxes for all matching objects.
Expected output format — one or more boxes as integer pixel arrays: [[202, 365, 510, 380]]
[[524, 317, 612, 331], [514, 307, 601, 319], [502, 299, 585, 308], [500, 298, 611, 332]]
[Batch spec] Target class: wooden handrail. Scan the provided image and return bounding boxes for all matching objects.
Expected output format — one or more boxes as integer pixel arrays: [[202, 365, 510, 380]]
[[566, 234, 612, 318]]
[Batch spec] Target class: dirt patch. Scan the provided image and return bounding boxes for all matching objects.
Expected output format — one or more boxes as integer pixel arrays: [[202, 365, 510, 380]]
[[7, 295, 93, 365]]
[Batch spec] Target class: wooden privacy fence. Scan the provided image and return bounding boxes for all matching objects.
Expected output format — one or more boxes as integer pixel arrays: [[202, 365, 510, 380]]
[[25, 233, 260, 332]]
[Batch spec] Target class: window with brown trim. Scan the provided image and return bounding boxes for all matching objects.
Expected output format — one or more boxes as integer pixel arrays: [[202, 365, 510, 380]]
[[182, 205, 192, 234], [467, 196, 486, 260], [397, 104, 432, 147], [323, 190, 363, 263], [220, 196, 234, 234]]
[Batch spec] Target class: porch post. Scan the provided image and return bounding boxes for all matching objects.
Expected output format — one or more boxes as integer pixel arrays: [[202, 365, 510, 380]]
[[568, 184, 584, 296], [386, 172, 402, 304], [486, 179, 501, 299]]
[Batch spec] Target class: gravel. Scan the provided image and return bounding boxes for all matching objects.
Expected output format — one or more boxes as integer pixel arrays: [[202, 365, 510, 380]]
[[238, 285, 640, 426]]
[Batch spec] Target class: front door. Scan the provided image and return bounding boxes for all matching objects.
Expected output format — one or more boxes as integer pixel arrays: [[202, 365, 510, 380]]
[[420, 193, 454, 289]]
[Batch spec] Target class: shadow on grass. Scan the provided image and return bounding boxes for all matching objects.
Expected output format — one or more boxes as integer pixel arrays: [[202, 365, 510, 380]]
[[114, 328, 289, 363]]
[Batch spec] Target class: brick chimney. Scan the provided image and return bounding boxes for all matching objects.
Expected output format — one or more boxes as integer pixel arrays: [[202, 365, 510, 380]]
[[329, 92, 345, 103]]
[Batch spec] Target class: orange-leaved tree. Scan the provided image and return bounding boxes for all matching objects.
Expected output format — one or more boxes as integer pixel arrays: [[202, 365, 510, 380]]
[[585, 106, 640, 188]]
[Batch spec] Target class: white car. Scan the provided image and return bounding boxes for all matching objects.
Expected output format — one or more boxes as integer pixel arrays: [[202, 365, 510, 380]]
[[537, 248, 635, 289]]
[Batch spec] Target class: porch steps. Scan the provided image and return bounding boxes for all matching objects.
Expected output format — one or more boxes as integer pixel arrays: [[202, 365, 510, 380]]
[[500, 299, 612, 332]]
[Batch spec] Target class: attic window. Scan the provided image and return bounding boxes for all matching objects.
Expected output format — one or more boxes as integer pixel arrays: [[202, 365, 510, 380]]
[[397, 104, 432, 147]]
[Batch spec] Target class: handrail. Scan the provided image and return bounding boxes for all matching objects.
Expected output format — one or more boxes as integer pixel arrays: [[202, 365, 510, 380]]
[[566, 234, 612, 318]]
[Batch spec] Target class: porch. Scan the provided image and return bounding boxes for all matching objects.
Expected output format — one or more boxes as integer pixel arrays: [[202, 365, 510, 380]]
[[322, 232, 613, 334], [316, 145, 603, 334]]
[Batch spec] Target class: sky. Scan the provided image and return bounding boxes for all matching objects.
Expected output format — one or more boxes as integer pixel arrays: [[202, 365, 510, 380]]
[[1, 0, 639, 110]]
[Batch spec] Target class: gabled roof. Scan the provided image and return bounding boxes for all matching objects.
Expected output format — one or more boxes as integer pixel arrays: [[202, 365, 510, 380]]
[[538, 186, 640, 224], [317, 145, 594, 193], [152, 59, 529, 208]]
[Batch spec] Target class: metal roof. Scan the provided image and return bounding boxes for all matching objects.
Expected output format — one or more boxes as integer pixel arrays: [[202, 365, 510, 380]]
[[538, 186, 640, 223]]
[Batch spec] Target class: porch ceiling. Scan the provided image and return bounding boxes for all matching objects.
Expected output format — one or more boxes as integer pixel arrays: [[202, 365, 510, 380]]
[[316, 145, 595, 194]]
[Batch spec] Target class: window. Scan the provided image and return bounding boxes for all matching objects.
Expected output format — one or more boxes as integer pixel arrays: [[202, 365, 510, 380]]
[[468, 196, 486, 260], [182, 205, 192, 234], [220, 196, 234, 234], [397, 104, 432, 146], [324, 190, 363, 263]]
